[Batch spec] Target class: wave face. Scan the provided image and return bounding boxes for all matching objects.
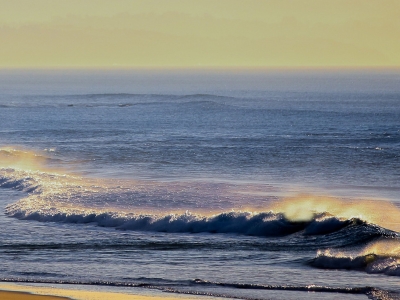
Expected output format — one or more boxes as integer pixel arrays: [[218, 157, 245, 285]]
[[1, 148, 399, 245], [311, 239, 400, 276]]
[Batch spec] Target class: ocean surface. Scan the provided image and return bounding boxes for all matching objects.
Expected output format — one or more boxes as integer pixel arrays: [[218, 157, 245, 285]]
[[0, 69, 399, 299]]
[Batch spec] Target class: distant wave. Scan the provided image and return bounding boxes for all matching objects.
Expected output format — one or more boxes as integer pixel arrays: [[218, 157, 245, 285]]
[[66, 92, 235, 99], [41, 92, 236, 102], [4, 93, 238, 109], [177, 93, 235, 100]]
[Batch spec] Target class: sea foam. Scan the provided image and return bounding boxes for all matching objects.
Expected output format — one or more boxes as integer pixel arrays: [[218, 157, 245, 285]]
[[312, 239, 400, 276], [0, 166, 396, 241], [1, 147, 400, 241]]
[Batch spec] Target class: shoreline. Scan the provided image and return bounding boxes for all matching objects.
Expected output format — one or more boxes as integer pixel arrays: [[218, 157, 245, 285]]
[[0, 283, 210, 300], [0, 290, 70, 300]]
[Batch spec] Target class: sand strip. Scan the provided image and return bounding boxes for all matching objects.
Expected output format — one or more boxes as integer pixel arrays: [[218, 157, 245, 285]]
[[0, 283, 208, 300], [0, 290, 70, 300]]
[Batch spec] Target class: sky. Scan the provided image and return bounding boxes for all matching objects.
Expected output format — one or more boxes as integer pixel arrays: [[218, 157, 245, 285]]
[[1, 0, 399, 68]]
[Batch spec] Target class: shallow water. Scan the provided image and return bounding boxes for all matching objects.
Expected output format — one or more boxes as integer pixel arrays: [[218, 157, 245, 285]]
[[0, 69, 399, 299]]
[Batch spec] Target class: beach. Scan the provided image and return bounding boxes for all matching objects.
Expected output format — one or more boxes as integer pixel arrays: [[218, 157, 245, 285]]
[[0, 283, 208, 300], [0, 290, 69, 300]]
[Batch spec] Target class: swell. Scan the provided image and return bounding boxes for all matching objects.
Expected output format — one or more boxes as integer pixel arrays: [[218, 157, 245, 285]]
[[6, 93, 237, 108], [56, 93, 235, 100], [0, 222, 394, 252]]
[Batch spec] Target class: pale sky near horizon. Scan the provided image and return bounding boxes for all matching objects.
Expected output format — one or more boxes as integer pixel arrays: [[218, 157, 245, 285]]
[[1, 0, 399, 68]]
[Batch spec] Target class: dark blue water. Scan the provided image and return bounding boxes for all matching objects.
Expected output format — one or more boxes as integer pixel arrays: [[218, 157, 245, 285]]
[[0, 69, 400, 299]]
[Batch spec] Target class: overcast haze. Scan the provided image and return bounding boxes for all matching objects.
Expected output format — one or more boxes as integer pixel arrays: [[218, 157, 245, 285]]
[[1, 0, 399, 68]]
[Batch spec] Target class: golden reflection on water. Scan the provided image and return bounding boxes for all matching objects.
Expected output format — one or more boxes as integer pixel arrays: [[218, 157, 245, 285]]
[[0, 146, 48, 171], [363, 239, 400, 257], [272, 194, 400, 232], [2, 146, 400, 233]]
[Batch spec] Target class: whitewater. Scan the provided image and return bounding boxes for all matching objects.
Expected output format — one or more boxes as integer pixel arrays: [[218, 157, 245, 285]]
[[0, 69, 400, 299]]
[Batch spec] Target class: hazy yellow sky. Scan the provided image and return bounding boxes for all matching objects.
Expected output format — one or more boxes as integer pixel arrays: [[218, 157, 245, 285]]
[[1, 0, 399, 68]]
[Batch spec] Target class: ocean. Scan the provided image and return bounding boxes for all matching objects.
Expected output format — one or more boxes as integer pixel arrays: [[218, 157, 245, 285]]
[[0, 69, 399, 299]]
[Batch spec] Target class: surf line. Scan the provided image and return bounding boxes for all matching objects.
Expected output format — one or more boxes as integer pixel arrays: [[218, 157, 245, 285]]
[[0, 278, 394, 299]]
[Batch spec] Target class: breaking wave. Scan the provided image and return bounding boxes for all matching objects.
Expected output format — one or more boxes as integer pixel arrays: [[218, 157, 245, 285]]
[[3, 146, 400, 284], [7, 205, 383, 238], [312, 239, 400, 277], [0, 147, 399, 245], [0, 175, 397, 243]]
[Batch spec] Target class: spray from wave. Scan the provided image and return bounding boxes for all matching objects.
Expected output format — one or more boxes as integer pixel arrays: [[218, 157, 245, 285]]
[[312, 239, 400, 276], [1, 146, 400, 240], [0, 146, 50, 172]]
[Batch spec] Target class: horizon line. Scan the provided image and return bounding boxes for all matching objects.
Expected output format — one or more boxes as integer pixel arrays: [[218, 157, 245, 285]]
[[1, 65, 400, 72]]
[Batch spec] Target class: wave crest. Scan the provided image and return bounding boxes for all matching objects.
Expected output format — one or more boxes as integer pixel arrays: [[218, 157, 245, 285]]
[[1, 152, 399, 240], [312, 240, 400, 276], [4, 191, 395, 239]]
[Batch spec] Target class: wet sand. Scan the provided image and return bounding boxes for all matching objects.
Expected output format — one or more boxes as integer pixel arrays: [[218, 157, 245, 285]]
[[0, 283, 205, 300], [0, 290, 70, 300]]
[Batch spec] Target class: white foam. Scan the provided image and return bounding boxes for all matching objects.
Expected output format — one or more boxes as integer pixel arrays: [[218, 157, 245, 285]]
[[0, 163, 393, 237], [313, 239, 400, 276]]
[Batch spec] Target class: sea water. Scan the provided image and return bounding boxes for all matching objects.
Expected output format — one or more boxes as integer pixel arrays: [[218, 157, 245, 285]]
[[0, 69, 399, 299]]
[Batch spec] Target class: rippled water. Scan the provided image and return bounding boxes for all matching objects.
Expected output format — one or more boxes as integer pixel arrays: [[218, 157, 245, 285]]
[[0, 69, 399, 299]]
